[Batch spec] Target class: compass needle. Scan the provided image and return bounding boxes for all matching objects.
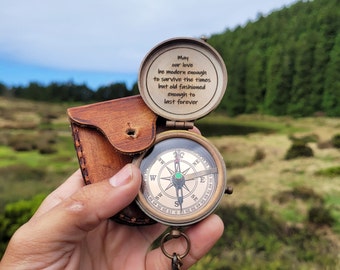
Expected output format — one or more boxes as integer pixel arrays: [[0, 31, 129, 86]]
[[184, 167, 218, 181], [175, 187, 184, 212]]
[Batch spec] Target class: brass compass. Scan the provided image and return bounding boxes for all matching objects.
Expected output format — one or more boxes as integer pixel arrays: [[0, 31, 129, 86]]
[[134, 37, 228, 227], [134, 130, 226, 226]]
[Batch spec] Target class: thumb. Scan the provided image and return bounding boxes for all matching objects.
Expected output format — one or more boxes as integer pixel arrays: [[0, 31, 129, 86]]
[[29, 164, 141, 241]]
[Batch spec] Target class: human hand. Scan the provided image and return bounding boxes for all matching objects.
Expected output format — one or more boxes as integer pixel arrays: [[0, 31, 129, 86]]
[[0, 163, 224, 270]]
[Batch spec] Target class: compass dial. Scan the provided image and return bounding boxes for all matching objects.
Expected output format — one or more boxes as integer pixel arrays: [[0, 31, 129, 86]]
[[134, 130, 226, 226]]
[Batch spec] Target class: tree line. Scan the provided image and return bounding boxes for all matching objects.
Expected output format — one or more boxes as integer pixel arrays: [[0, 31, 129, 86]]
[[0, 81, 139, 103], [209, 0, 340, 117], [1, 0, 339, 116]]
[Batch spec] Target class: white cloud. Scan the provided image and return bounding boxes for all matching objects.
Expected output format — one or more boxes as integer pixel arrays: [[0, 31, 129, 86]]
[[0, 0, 297, 73]]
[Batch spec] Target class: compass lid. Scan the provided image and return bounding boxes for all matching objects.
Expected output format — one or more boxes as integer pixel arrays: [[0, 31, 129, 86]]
[[138, 37, 227, 121]]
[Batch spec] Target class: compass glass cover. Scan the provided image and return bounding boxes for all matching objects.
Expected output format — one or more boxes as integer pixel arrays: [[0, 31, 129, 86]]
[[137, 137, 225, 226]]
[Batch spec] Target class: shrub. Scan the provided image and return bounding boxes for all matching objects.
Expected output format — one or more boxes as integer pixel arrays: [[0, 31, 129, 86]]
[[39, 145, 57, 155], [273, 186, 323, 204], [289, 133, 319, 144], [8, 133, 38, 151], [331, 134, 340, 149], [315, 166, 340, 177], [39, 130, 58, 144], [213, 204, 339, 269], [191, 255, 227, 270], [292, 186, 323, 201], [6, 131, 58, 154], [38, 144, 57, 154], [308, 205, 335, 227], [252, 147, 266, 163], [0, 194, 46, 256], [228, 174, 247, 185], [284, 140, 313, 160], [317, 140, 333, 149]]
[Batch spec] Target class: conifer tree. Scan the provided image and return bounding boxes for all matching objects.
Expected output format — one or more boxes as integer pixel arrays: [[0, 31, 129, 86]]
[[323, 34, 340, 116], [245, 47, 265, 113], [288, 33, 316, 116]]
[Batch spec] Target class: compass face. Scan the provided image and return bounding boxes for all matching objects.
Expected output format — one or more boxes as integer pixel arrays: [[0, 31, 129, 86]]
[[135, 131, 226, 226]]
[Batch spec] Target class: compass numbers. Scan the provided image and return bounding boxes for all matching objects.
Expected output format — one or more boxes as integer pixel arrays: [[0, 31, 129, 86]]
[[193, 158, 200, 166], [142, 147, 217, 216], [200, 176, 206, 183], [173, 150, 185, 159]]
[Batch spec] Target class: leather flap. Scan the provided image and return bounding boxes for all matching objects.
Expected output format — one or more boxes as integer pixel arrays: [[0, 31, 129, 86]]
[[67, 95, 157, 154]]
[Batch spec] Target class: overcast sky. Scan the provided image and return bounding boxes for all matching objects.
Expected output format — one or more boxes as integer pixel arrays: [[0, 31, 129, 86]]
[[0, 0, 298, 89]]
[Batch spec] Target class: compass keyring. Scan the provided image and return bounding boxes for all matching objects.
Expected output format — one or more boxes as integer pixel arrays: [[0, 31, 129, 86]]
[[160, 228, 191, 259]]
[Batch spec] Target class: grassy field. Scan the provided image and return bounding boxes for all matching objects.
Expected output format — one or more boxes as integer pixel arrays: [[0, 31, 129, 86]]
[[199, 115, 340, 225], [196, 115, 340, 269], [198, 115, 340, 229], [1, 97, 340, 268], [0, 97, 78, 205]]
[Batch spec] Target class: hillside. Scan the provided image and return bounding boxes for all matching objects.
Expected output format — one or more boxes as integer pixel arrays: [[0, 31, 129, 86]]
[[208, 0, 340, 117]]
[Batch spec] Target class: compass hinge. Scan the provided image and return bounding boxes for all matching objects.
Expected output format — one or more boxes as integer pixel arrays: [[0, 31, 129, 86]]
[[166, 120, 194, 130]]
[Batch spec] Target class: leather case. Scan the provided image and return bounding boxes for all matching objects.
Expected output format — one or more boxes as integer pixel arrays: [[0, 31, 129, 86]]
[[67, 95, 158, 225]]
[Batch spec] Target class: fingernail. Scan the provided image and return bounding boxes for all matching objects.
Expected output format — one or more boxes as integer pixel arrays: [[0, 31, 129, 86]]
[[109, 164, 132, 187]]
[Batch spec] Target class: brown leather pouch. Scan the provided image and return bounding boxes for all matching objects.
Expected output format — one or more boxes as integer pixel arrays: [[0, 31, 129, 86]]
[[67, 95, 158, 225]]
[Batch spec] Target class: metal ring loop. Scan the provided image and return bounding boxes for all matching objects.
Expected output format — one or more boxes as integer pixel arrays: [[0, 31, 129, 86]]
[[160, 229, 191, 259]]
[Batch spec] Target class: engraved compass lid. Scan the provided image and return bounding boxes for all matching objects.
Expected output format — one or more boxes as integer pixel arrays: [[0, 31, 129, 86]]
[[138, 37, 227, 121]]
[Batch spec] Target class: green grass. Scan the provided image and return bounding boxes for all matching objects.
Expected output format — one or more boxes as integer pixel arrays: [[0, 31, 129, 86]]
[[0, 98, 78, 210], [316, 166, 340, 177], [279, 204, 306, 223], [0, 147, 17, 167], [197, 113, 306, 136], [324, 192, 340, 233], [211, 204, 340, 269], [0, 134, 77, 209], [0, 141, 76, 170]]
